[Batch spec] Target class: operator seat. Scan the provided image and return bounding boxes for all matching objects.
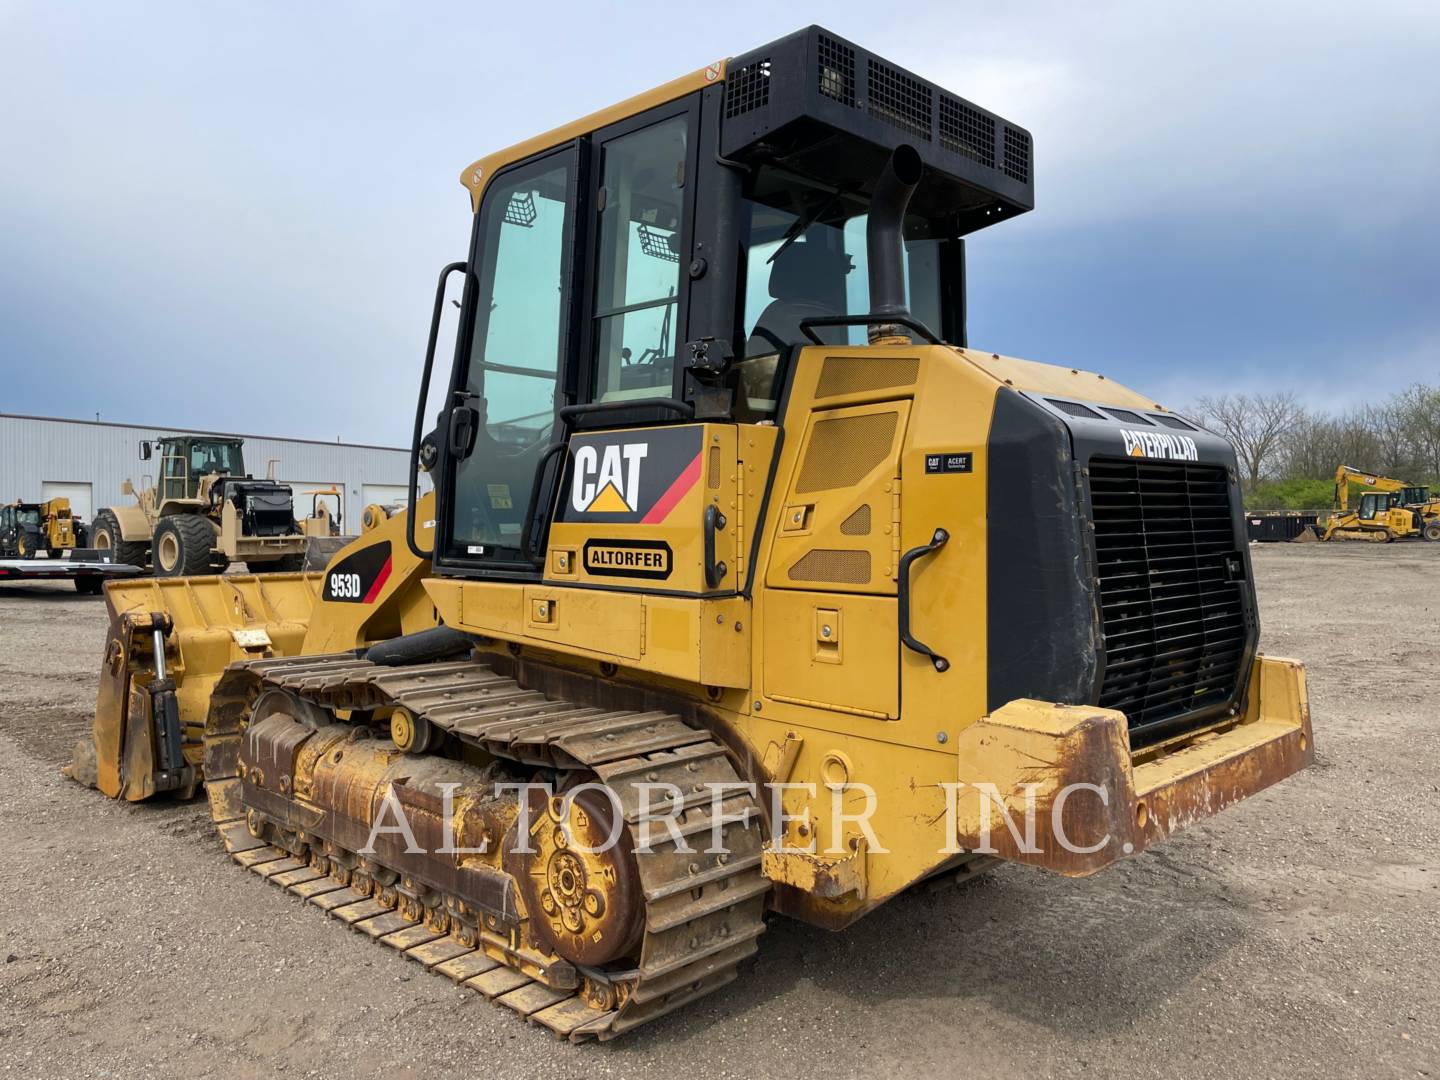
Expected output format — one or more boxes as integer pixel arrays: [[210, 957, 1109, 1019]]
[[747, 241, 849, 355]]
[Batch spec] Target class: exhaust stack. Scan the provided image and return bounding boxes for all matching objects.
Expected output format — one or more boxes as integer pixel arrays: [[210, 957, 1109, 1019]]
[[865, 144, 924, 342]]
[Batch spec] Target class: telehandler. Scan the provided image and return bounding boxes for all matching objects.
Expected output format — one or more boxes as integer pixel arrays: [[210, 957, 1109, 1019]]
[[69, 27, 1313, 1040], [90, 433, 336, 574], [1319, 464, 1440, 541], [0, 498, 87, 558]]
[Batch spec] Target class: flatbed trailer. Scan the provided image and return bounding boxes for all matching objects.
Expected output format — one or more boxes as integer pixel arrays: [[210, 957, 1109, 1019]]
[[0, 550, 144, 593]]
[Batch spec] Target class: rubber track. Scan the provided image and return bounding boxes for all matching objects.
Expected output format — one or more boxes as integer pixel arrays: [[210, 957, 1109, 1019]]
[[203, 653, 770, 1041]]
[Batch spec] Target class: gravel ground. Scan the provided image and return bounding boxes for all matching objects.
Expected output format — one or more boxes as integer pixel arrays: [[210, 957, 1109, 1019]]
[[0, 543, 1436, 1079]]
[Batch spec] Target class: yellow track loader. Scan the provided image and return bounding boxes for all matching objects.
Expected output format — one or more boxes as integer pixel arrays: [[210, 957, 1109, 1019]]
[[1319, 464, 1440, 542], [69, 26, 1313, 1041]]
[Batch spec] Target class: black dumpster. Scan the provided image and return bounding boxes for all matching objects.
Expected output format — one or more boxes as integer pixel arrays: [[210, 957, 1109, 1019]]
[[1245, 511, 1321, 542]]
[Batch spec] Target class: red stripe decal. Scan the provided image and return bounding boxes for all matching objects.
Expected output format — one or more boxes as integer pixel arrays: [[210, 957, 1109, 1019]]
[[641, 451, 704, 525], [362, 555, 393, 603]]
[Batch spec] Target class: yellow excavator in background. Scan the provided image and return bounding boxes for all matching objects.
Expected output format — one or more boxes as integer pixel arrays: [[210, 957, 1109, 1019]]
[[1320, 464, 1440, 542], [66, 26, 1313, 1041]]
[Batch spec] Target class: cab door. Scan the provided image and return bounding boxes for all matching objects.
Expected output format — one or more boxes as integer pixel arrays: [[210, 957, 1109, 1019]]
[[439, 147, 579, 572], [579, 105, 695, 408], [160, 441, 188, 503]]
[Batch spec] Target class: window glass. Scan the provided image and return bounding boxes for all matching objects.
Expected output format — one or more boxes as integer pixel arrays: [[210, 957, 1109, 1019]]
[[451, 155, 571, 555], [591, 116, 688, 402], [190, 442, 239, 475], [159, 443, 188, 499], [735, 167, 943, 419], [17, 508, 39, 526]]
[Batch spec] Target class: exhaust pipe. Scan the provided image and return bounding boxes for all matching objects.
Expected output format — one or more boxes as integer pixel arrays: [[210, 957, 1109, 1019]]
[[866, 144, 924, 341]]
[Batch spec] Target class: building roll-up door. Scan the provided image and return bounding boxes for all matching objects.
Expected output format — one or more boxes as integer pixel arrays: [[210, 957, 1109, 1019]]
[[41, 481, 93, 522]]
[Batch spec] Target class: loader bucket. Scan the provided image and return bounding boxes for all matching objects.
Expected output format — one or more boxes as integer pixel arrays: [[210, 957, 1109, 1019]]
[[71, 572, 323, 801], [68, 497, 437, 801]]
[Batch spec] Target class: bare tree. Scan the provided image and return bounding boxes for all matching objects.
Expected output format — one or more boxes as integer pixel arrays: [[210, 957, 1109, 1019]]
[[1283, 411, 1383, 481], [1190, 392, 1305, 493], [1394, 384, 1440, 479]]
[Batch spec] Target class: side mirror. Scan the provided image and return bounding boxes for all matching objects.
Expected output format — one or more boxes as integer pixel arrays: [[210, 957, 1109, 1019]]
[[121, 480, 135, 496], [139, 441, 152, 461]]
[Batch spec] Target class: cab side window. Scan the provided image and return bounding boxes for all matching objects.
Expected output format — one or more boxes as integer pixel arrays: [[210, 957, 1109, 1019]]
[[591, 115, 689, 403]]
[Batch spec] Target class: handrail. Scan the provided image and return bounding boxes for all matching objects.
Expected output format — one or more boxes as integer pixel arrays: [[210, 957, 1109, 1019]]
[[798, 313, 942, 346], [558, 398, 695, 422], [406, 261, 469, 562]]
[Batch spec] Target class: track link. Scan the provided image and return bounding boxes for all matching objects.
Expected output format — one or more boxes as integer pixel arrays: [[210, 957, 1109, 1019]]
[[203, 652, 770, 1041]]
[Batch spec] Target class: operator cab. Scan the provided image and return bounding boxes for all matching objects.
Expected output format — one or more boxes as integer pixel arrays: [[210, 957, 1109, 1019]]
[[1358, 492, 1402, 520], [426, 25, 1033, 578], [144, 437, 245, 501]]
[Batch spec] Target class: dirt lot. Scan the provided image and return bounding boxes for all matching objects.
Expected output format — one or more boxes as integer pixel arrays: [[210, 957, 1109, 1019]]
[[1, 543, 1436, 1079]]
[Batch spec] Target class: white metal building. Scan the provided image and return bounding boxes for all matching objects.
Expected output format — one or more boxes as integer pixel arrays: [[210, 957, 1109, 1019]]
[[0, 413, 430, 531]]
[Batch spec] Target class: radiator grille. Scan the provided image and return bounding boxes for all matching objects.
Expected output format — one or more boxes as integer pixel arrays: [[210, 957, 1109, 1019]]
[[1047, 398, 1103, 420], [1150, 413, 1198, 431], [1103, 407, 1150, 425], [1089, 458, 1247, 745]]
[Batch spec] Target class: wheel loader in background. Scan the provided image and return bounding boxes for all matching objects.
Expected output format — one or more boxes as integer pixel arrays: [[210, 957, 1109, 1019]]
[[68, 26, 1313, 1041], [90, 434, 339, 574], [1317, 464, 1440, 542]]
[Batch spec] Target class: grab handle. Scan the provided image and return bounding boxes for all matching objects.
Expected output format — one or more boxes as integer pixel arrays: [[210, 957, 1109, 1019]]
[[899, 527, 950, 672], [703, 504, 729, 589]]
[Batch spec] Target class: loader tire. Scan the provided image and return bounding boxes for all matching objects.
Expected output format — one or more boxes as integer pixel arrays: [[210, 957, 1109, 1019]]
[[16, 533, 34, 559], [1424, 522, 1440, 542], [153, 515, 215, 577], [92, 509, 150, 568]]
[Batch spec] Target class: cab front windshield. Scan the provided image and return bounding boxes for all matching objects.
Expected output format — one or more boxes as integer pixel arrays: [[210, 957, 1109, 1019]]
[[16, 508, 40, 527], [189, 441, 241, 476]]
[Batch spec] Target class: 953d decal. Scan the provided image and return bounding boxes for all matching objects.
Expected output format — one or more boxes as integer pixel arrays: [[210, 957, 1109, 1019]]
[[323, 540, 392, 604]]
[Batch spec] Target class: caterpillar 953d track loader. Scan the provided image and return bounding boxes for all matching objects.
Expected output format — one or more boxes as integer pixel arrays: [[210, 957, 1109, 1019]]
[[70, 26, 1313, 1041]]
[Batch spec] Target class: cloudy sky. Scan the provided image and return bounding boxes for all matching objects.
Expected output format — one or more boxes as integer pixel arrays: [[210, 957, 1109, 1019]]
[[2, 1, 1436, 445]]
